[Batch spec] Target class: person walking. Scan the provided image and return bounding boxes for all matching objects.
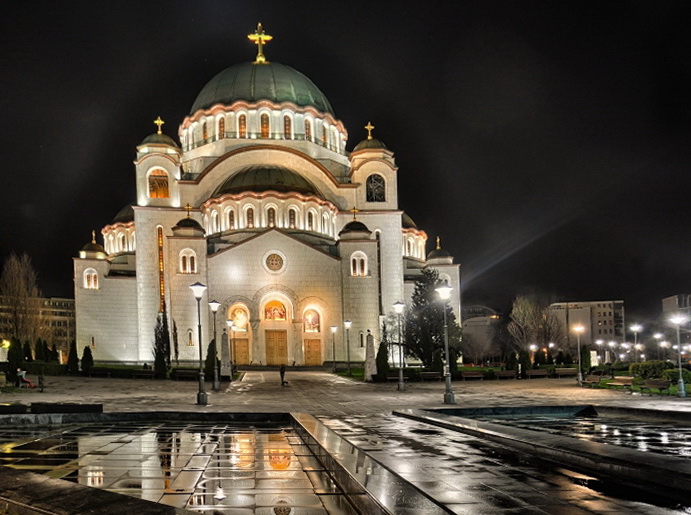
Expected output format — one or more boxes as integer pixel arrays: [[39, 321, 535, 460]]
[[279, 364, 287, 386]]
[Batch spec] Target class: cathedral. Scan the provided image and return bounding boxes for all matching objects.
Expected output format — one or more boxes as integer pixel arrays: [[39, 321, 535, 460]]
[[74, 25, 460, 371]]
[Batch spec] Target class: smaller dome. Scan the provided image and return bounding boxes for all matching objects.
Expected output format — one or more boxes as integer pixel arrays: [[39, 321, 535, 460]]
[[82, 241, 106, 253], [213, 166, 321, 198], [173, 217, 204, 231], [427, 237, 453, 263], [402, 212, 418, 229], [112, 204, 134, 224], [140, 132, 179, 147], [427, 248, 451, 259], [339, 219, 371, 239], [353, 138, 387, 152]]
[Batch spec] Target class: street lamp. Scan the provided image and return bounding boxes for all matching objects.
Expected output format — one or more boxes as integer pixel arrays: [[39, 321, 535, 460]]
[[330, 326, 338, 373], [653, 333, 663, 360], [573, 324, 585, 385], [189, 282, 208, 406], [393, 301, 405, 392], [344, 320, 352, 376], [669, 314, 687, 398], [595, 339, 604, 364], [226, 320, 234, 382], [208, 300, 221, 391], [435, 282, 456, 405], [630, 324, 642, 363]]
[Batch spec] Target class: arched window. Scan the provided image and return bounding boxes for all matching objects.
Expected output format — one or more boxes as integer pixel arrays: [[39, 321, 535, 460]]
[[246, 208, 254, 228], [179, 249, 197, 274], [260, 113, 270, 138], [406, 239, 413, 256], [322, 213, 329, 236], [210, 211, 219, 234], [283, 116, 292, 139], [83, 268, 98, 289], [350, 251, 368, 277], [148, 169, 169, 198], [202, 122, 208, 140], [366, 174, 386, 202], [118, 233, 126, 252], [288, 209, 296, 229], [322, 124, 328, 146], [265, 300, 286, 320], [227, 209, 235, 230], [129, 232, 136, 251], [229, 306, 249, 331], [307, 212, 314, 231], [305, 119, 312, 141], [267, 207, 276, 228], [238, 114, 247, 138], [218, 117, 225, 139], [303, 309, 320, 332]]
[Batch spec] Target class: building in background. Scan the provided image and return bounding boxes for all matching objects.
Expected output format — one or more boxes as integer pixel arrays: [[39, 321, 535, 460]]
[[661, 294, 691, 317], [549, 300, 625, 350]]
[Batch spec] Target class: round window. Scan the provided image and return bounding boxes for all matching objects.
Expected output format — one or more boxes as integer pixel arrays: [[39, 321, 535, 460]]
[[265, 253, 284, 272]]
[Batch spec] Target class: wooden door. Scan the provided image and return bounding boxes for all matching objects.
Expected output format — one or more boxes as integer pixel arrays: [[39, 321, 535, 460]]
[[303, 339, 322, 366], [233, 338, 250, 365], [265, 330, 287, 366]]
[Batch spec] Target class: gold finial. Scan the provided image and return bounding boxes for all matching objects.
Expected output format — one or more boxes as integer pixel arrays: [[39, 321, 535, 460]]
[[436, 236, 441, 250], [248, 23, 273, 64], [364, 122, 374, 140], [184, 203, 193, 217], [350, 208, 359, 220], [91, 230, 96, 244], [154, 116, 165, 134]]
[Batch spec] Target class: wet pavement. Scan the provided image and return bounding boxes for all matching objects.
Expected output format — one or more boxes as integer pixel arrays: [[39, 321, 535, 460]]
[[3, 371, 691, 513]]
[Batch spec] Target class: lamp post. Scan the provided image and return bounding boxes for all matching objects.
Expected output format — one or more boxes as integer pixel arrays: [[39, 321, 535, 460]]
[[393, 301, 405, 392], [595, 339, 604, 365], [630, 324, 642, 363], [344, 320, 352, 376], [226, 320, 234, 382], [189, 282, 208, 406], [653, 333, 663, 360], [435, 282, 456, 405], [573, 324, 585, 385], [209, 300, 221, 391], [330, 326, 338, 373], [669, 314, 687, 398], [528, 344, 537, 364]]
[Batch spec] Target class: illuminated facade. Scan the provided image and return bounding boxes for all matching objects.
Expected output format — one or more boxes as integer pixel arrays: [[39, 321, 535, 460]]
[[73, 27, 460, 369]]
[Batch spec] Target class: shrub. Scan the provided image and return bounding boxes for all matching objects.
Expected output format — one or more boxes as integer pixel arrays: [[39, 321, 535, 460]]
[[67, 341, 79, 374], [629, 361, 672, 379], [25, 362, 67, 376], [81, 346, 94, 375], [374, 341, 390, 381], [662, 368, 691, 384]]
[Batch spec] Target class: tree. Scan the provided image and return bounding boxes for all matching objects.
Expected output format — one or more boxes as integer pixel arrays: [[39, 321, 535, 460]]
[[153, 313, 169, 378], [204, 338, 219, 380], [50, 343, 59, 362], [0, 252, 46, 345], [172, 319, 179, 366], [7, 337, 23, 383], [35, 338, 45, 361], [404, 268, 461, 370], [508, 295, 566, 353], [23, 341, 33, 361], [81, 346, 94, 375], [67, 340, 79, 374], [375, 325, 390, 380]]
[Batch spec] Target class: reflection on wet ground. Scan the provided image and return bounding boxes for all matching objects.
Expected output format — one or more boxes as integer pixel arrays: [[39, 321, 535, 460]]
[[469, 415, 691, 457], [320, 414, 690, 514], [0, 422, 352, 513]]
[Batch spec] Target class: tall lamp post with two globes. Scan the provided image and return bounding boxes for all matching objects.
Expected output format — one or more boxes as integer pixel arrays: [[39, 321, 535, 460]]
[[226, 320, 235, 382], [344, 320, 352, 376], [393, 301, 405, 392], [630, 324, 642, 363], [435, 282, 456, 405], [330, 326, 338, 373], [189, 282, 208, 406], [669, 314, 687, 398], [208, 300, 221, 391], [572, 324, 585, 385]]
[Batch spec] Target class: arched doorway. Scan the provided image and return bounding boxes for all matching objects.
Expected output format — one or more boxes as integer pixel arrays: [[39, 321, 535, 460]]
[[227, 304, 251, 365], [263, 300, 288, 365], [302, 308, 322, 365]]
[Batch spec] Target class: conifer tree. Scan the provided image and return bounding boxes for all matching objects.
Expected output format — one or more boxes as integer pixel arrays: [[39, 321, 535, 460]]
[[153, 313, 169, 378], [67, 340, 79, 374], [81, 346, 94, 375], [204, 339, 218, 380], [23, 341, 33, 361], [375, 324, 390, 379], [8, 337, 23, 383]]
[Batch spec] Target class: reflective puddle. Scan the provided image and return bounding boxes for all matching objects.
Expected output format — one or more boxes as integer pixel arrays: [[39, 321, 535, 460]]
[[0, 422, 351, 513]]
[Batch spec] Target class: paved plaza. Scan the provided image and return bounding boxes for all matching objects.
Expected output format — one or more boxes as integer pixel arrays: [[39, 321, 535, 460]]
[[3, 372, 691, 514]]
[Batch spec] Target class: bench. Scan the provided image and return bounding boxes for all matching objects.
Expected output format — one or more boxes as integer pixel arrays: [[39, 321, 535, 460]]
[[461, 371, 484, 380], [607, 376, 634, 390], [88, 368, 111, 378], [132, 369, 156, 379], [582, 374, 604, 386], [495, 370, 516, 379], [640, 379, 671, 395], [386, 373, 408, 382], [419, 371, 442, 381], [526, 369, 548, 379], [555, 368, 578, 378], [172, 369, 199, 381]]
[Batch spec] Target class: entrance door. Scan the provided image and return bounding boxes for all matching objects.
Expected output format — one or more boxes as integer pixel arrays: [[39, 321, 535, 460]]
[[303, 339, 322, 366], [233, 338, 250, 366], [265, 330, 288, 365]]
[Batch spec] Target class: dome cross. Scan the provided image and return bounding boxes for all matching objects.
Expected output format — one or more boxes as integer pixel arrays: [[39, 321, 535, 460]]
[[248, 23, 273, 64], [184, 203, 193, 217], [153, 116, 165, 134], [436, 236, 441, 250], [364, 121, 374, 140]]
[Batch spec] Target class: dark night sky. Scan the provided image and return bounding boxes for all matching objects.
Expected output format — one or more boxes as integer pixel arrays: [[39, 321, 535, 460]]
[[1, 1, 690, 324]]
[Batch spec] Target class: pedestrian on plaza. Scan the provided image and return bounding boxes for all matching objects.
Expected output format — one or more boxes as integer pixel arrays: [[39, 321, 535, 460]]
[[279, 364, 287, 386]]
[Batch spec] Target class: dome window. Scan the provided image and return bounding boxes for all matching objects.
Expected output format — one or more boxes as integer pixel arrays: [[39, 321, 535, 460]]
[[226, 209, 235, 230], [267, 207, 276, 228], [322, 124, 328, 147], [238, 114, 247, 138], [218, 117, 225, 139], [307, 211, 314, 231], [283, 115, 292, 140], [305, 119, 312, 142], [180, 249, 197, 274], [202, 121, 208, 141], [210, 211, 219, 234], [148, 169, 170, 198], [288, 209, 296, 229], [366, 174, 386, 202], [260, 113, 270, 138], [247, 207, 255, 228], [83, 268, 99, 290]]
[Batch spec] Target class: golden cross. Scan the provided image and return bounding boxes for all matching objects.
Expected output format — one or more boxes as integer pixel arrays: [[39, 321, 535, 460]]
[[351, 208, 359, 220], [248, 23, 273, 64], [364, 121, 374, 140], [184, 203, 193, 217], [91, 230, 96, 243], [154, 116, 165, 134], [436, 236, 441, 250]]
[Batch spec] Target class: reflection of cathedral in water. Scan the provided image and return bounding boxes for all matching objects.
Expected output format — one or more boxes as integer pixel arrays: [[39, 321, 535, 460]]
[[73, 25, 460, 368]]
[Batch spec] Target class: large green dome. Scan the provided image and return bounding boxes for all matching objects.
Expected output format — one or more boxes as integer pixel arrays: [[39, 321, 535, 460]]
[[213, 165, 322, 198], [191, 62, 334, 116]]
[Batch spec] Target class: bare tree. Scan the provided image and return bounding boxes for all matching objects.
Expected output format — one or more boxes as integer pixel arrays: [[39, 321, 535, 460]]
[[508, 295, 566, 351], [0, 252, 46, 346]]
